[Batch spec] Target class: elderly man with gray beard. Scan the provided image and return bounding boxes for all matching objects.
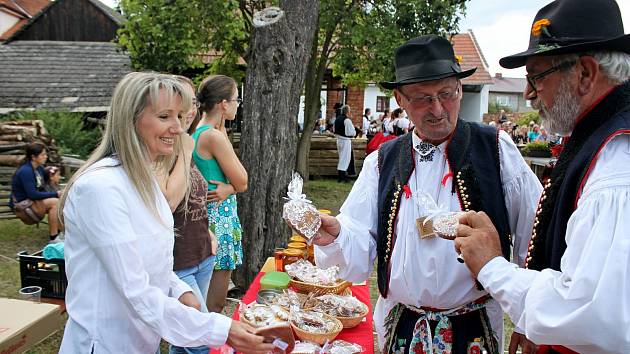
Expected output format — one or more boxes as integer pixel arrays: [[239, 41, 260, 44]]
[[454, 0, 630, 353]]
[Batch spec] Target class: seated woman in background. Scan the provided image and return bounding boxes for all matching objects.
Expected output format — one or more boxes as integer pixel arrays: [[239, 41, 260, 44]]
[[44, 166, 62, 193], [58, 72, 273, 354], [10, 142, 61, 241]]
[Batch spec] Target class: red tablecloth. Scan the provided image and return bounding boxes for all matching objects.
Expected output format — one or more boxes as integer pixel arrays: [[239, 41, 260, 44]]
[[211, 272, 374, 353]]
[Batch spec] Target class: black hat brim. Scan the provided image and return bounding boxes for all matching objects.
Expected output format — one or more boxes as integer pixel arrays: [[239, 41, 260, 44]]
[[379, 67, 477, 90], [500, 34, 630, 69]]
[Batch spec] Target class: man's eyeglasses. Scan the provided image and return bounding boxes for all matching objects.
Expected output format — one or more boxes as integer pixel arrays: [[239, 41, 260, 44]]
[[399, 87, 460, 109], [526, 60, 576, 92]]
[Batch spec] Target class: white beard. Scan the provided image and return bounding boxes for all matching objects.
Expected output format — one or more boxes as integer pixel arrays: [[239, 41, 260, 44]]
[[533, 79, 581, 136]]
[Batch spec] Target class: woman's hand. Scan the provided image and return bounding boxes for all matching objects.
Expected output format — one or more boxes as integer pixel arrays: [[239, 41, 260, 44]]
[[177, 291, 201, 311], [207, 180, 235, 204], [209, 230, 218, 255], [226, 321, 275, 354]]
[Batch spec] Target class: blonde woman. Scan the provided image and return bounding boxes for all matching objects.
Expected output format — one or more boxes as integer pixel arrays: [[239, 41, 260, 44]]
[[194, 75, 247, 313], [58, 72, 273, 354]]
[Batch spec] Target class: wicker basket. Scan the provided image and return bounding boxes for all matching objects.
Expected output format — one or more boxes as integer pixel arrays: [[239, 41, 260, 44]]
[[336, 301, 369, 329], [289, 279, 352, 295], [290, 313, 343, 345]]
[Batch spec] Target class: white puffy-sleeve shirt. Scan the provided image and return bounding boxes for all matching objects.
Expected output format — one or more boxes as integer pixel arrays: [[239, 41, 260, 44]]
[[59, 158, 231, 354], [478, 134, 630, 353], [316, 130, 542, 346]]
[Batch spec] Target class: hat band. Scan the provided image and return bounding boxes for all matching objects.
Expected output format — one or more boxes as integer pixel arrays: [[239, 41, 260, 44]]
[[395, 59, 459, 82]]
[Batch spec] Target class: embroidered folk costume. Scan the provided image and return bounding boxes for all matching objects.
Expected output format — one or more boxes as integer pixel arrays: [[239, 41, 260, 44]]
[[468, 0, 630, 352], [315, 35, 542, 353]]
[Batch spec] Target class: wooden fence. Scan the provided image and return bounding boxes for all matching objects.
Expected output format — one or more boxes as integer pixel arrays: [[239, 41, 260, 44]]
[[231, 133, 367, 177]]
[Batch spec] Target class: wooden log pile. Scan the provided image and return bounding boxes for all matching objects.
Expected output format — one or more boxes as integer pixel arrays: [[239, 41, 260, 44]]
[[231, 133, 367, 177], [0, 120, 62, 167]]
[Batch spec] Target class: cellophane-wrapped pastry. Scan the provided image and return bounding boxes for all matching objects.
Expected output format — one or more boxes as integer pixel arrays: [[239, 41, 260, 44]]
[[285, 260, 340, 286], [240, 302, 289, 327], [283, 173, 321, 242], [312, 294, 366, 317], [291, 340, 364, 354], [273, 289, 318, 309], [327, 340, 364, 354], [292, 341, 322, 354], [290, 310, 338, 334], [432, 212, 462, 240], [415, 191, 462, 240]]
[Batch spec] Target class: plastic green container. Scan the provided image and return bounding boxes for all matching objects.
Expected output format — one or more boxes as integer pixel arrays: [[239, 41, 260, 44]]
[[260, 271, 290, 290]]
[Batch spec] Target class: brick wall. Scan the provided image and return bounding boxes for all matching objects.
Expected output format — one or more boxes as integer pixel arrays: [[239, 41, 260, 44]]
[[346, 85, 365, 126], [326, 79, 344, 122], [324, 80, 365, 126]]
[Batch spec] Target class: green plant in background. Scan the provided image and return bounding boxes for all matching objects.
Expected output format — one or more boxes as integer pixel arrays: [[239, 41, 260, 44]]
[[0, 111, 101, 159], [521, 141, 550, 157], [516, 111, 541, 127], [488, 102, 513, 114]]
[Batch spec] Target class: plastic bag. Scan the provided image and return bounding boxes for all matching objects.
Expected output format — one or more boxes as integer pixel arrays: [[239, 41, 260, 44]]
[[414, 191, 462, 240], [282, 172, 321, 243]]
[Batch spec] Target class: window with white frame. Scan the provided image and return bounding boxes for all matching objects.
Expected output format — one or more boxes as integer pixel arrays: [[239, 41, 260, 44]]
[[496, 96, 510, 106]]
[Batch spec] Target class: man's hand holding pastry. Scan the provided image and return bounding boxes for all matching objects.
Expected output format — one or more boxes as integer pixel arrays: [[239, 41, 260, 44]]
[[312, 213, 341, 246], [454, 211, 503, 277]]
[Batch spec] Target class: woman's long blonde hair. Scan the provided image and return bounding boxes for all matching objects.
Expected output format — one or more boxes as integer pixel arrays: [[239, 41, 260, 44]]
[[59, 72, 192, 224]]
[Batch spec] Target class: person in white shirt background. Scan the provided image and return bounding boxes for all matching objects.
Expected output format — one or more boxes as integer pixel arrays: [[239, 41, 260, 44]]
[[313, 35, 541, 354], [334, 104, 357, 182], [362, 108, 372, 137], [455, 0, 630, 353], [58, 72, 274, 354]]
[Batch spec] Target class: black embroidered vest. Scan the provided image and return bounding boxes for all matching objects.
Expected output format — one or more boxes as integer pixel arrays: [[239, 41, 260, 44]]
[[375, 120, 512, 297], [526, 80, 630, 271]]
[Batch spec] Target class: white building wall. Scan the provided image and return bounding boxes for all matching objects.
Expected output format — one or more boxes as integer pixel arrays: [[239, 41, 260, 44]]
[[0, 11, 20, 35], [364, 84, 399, 116], [297, 89, 328, 130], [459, 85, 488, 122]]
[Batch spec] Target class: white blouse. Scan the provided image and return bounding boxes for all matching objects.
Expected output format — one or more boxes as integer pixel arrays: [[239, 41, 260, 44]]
[[59, 158, 231, 354], [316, 130, 542, 347], [478, 134, 630, 353]]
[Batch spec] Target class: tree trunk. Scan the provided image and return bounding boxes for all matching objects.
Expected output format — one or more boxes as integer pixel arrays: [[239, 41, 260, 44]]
[[234, 0, 319, 290], [296, 34, 320, 179], [296, 2, 347, 179]]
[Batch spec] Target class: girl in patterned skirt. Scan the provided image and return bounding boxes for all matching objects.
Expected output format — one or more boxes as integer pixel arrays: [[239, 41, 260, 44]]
[[192, 75, 247, 313]]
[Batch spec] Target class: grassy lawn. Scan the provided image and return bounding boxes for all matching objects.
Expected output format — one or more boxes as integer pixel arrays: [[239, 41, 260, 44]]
[[0, 179, 514, 353]]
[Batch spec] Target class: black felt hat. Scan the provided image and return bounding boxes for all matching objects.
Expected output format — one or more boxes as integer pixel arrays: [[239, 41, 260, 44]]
[[380, 35, 476, 90], [500, 0, 630, 69]]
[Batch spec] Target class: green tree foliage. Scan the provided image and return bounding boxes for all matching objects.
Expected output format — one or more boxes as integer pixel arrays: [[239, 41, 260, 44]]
[[332, 0, 469, 86], [117, 0, 251, 79]]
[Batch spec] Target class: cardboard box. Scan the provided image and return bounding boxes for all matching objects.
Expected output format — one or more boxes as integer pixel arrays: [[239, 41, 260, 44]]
[[0, 298, 62, 354]]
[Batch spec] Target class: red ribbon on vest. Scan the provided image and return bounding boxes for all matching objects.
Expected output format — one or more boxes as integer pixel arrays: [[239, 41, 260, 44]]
[[441, 171, 453, 186], [402, 184, 412, 199]]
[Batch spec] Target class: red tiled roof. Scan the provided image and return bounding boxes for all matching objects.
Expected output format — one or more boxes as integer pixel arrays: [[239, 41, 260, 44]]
[[0, 0, 49, 17], [451, 31, 493, 85], [0, 0, 50, 40]]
